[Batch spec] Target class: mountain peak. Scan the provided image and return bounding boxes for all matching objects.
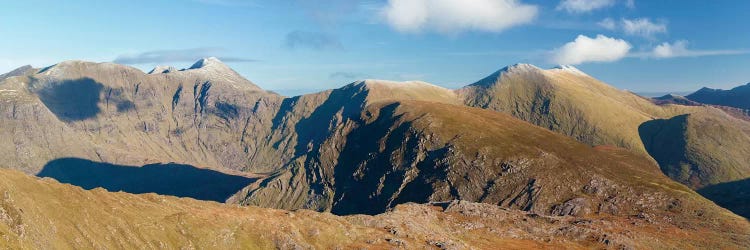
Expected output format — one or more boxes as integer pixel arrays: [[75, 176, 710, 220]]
[[468, 63, 542, 87], [695, 86, 718, 93], [148, 65, 177, 74], [350, 79, 459, 105], [179, 57, 263, 92], [189, 57, 225, 70], [0, 65, 34, 81], [501, 63, 540, 73], [549, 65, 588, 76]]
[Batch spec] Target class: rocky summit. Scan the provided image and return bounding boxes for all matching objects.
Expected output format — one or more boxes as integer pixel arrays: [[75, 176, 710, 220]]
[[0, 59, 749, 249]]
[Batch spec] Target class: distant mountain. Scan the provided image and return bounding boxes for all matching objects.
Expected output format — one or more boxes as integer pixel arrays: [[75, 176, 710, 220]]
[[636, 91, 692, 98], [0, 65, 34, 81], [686, 83, 750, 110], [651, 94, 702, 106], [0, 58, 279, 176]]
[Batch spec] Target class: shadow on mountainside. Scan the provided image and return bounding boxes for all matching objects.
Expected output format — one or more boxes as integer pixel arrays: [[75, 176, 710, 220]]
[[292, 84, 369, 158], [698, 178, 750, 219], [640, 116, 749, 220], [330, 103, 456, 216], [35, 78, 104, 122], [637, 115, 692, 184], [37, 158, 256, 202]]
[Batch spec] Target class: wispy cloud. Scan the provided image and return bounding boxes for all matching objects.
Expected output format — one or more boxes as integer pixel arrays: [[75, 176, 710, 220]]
[[191, 0, 258, 7], [557, 0, 636, 13], [294, 0, 364, 27], [113, 48, 256, 65], [557, 0, 615, 13], [595, 17, 667, 38], [625, 0, 635, 8], [644, 41, 750, 58], [445, 50, 541, 57], [381, 0, 538, 34], [597, 18, 616, 30], [622, 18, 667, 38], [283, 30, 343, 51], [329, 71, 369, 80]]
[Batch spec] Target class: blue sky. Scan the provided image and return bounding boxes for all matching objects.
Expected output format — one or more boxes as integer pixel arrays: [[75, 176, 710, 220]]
[[1, 0, 749, 95]]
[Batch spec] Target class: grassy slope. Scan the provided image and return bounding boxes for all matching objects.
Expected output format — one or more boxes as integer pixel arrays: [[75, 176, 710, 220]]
[[239, 99, 749, 243], [640, 109, 750, 188], [458, 66, 750, 190], [459, 65, 695, 156], [0, 169, 748, 249]]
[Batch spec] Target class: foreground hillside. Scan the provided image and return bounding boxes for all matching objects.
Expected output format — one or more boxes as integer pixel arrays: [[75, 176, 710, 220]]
[[0, 169, 748, 249]]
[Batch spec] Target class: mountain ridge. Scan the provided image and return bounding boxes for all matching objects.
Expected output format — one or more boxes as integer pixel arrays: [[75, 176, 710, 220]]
[[2, 58, 750, 222], [686, 82, 750, 110]]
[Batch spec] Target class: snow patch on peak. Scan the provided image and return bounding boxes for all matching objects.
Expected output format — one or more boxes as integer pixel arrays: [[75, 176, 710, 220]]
[[149, 65, 177, 74], [469, 63, 542, 87], [549, 65, 588, 76], [359, 79, 450, 91], [502, 63, 541, 73], [189, 57, 224, 70]]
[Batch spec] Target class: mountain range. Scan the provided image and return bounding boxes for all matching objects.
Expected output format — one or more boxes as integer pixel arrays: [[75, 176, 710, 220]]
[[0, 58, 749, 248], [687, 83, 750, 110]]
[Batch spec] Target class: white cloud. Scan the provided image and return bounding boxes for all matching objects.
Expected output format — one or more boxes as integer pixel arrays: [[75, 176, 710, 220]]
[[597, 18, 616, 30], [551, 34, 632, 65], [622, 18, 666, 38], [557, 0, 615, 13], [652, 41, 688, 58], [381, 0, 538, 33], [650, 41, 749, 58], [625, 0, 635, 8]]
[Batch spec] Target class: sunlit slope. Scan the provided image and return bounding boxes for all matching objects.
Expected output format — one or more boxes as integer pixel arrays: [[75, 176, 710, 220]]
[[4, 168, 747, 249], [457, 64, 750, 187], [458, 64, 693, 156], [238, 97, 747, 237], [3, 164, 750, 248]]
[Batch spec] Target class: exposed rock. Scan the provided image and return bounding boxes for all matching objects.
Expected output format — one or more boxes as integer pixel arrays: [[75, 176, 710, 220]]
[[551, 198, 591, 216]]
